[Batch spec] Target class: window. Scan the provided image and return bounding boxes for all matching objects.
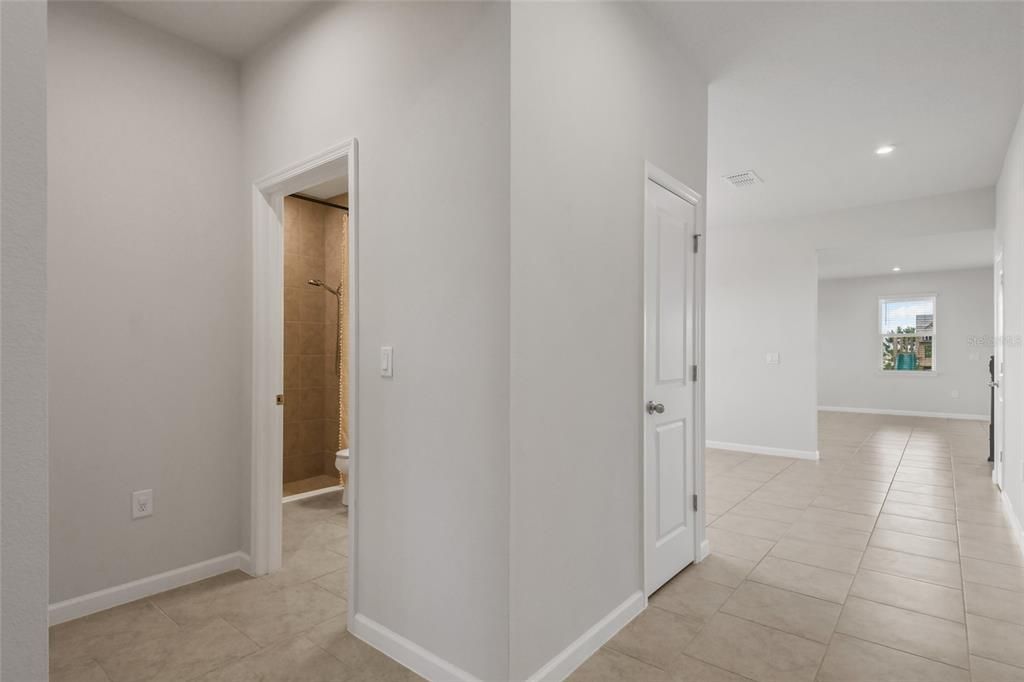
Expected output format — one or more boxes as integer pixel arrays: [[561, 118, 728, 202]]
[[879, 296, 935, 372]]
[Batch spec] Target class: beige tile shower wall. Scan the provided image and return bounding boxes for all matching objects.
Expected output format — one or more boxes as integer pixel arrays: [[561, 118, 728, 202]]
[[283, 196, 331, 484], [323, 194, 349, 473]]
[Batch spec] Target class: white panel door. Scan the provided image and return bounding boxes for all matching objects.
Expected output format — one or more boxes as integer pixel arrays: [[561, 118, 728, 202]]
[[644, 178, 697, 595]]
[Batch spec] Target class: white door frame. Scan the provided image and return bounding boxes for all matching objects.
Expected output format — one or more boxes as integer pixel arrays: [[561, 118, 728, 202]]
[[641, 162, 707, 598], [250, 139, 358, 625], [994, 252, 1005, 489]]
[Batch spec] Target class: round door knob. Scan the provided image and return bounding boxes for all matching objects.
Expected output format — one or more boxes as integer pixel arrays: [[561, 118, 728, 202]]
[[646, 401, 665, 415]]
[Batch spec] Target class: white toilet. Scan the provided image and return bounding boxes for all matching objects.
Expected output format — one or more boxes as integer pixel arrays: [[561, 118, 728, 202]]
[[335, 449, 350, 506]]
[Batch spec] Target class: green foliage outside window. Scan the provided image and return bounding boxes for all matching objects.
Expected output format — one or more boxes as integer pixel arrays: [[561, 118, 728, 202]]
[[882, 326, 933, 371]]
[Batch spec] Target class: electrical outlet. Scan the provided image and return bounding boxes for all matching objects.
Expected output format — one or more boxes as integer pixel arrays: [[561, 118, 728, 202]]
[[132, 489, 153, 519], [951, 389, 959, 399]]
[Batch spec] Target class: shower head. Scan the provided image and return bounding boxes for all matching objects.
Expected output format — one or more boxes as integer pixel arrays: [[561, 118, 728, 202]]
[[307, 279, 341, 297]]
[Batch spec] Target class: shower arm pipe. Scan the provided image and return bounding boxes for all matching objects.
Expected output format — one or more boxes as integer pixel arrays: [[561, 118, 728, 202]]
[[307, 279, 345, 378], [308, 279, 342, 297], [289, 193, 349, 212]]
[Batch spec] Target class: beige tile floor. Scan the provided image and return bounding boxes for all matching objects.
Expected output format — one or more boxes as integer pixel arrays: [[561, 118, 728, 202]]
[[50, 413, 1024, 681], [49, 491, 421, 682], [574, 412, 1024, 682]]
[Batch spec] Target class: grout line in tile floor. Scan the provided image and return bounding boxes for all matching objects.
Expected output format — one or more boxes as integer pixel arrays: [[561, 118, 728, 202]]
[[605, 433, 849, 678], [713, 432, 974, 677], [47, 490, 421, 682], [49, 415, 1024, 682], [581, 413, 1023, 681], [810, 429, 909, 682], [955, 449, 977, 682], [836, 428, 979, 673]]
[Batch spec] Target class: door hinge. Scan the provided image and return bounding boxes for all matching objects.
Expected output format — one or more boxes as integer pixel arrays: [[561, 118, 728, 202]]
[[691, 365, 698, 381], [692, 494, 699, 511], [276, 394, 285, 406], [693, 233, 702, 253]]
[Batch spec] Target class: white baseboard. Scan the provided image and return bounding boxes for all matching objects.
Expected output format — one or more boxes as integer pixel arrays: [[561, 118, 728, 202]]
[[49, 551, 249, 625], [818, 405, 988, 421], [526, 590, 645, 682], [699, 539, 710, 561], [1000, 490, 1024, 552], [706, 440, 819, 461], [350, 612, 481, 682]]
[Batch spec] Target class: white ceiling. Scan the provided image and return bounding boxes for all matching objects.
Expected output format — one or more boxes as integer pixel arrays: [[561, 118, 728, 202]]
[[649, 2, 1023, 226], [107, 2, 1023, 228], [817, 230, 994, 280], [301, 176, 348, 201], [109, 1, 316, 60]]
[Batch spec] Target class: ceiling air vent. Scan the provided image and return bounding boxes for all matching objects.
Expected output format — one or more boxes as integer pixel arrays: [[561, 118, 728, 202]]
[[723, 170, 763, 188]]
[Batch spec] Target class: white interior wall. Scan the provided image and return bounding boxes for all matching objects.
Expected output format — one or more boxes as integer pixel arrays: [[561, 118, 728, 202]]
[[818, 268, 993, 418], [707, 188, 995, 456], [706, 227, 819, 454], [509, 3, 707, 677], [1, 1, 49, 678], [241, 4, 511, 678], [47, 2, 248, 603], [995, 103, 1024, 539]]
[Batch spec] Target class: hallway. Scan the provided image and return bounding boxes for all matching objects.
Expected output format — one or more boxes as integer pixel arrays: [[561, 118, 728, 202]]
[[49, 409, 1024, 679], [47, 493, 421, 682], [574, 412, 1024, 682], [47, 412, 1024, 681]]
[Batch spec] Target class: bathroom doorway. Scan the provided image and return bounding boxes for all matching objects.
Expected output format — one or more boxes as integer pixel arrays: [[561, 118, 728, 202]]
[[277, 183, 352, 613], [282, 189, 350, 502], [250, 139, 358, 615]]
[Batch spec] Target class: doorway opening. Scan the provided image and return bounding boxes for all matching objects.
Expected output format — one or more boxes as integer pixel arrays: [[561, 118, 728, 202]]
[[815, 235, 994, 427], [250, 140, 357, 620], [282, 190, 350, 502]]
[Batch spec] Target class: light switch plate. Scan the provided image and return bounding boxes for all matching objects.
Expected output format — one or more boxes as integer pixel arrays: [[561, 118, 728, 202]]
[[380, 346, 393, 377], [766, 352, 780, 365]]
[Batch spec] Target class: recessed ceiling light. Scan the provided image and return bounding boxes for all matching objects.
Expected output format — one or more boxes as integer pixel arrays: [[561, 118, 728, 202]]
[[892, 266, 902, 272], [876, 144, 896, 156]]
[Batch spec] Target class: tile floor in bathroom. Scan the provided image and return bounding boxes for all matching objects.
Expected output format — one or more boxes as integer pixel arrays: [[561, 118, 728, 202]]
[[49, 412, 1024, 681]]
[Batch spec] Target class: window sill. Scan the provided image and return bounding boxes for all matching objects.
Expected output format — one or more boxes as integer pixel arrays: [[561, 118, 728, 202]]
[[878, 370, 940, 377]]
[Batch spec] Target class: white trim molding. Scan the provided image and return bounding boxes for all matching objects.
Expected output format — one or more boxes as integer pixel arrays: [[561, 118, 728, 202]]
[[48, 552, 249, 625], [818, 406, 988, 421], [526, 591, 645, 682], [350, 613, 481, 682], [1000, 490, 1024, 552], [249, 138, 358, 632], [706, 440, 819, 461]]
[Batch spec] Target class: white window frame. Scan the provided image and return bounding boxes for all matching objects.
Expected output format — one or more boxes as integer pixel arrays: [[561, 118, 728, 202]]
[[878, 294, 937, 374]]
